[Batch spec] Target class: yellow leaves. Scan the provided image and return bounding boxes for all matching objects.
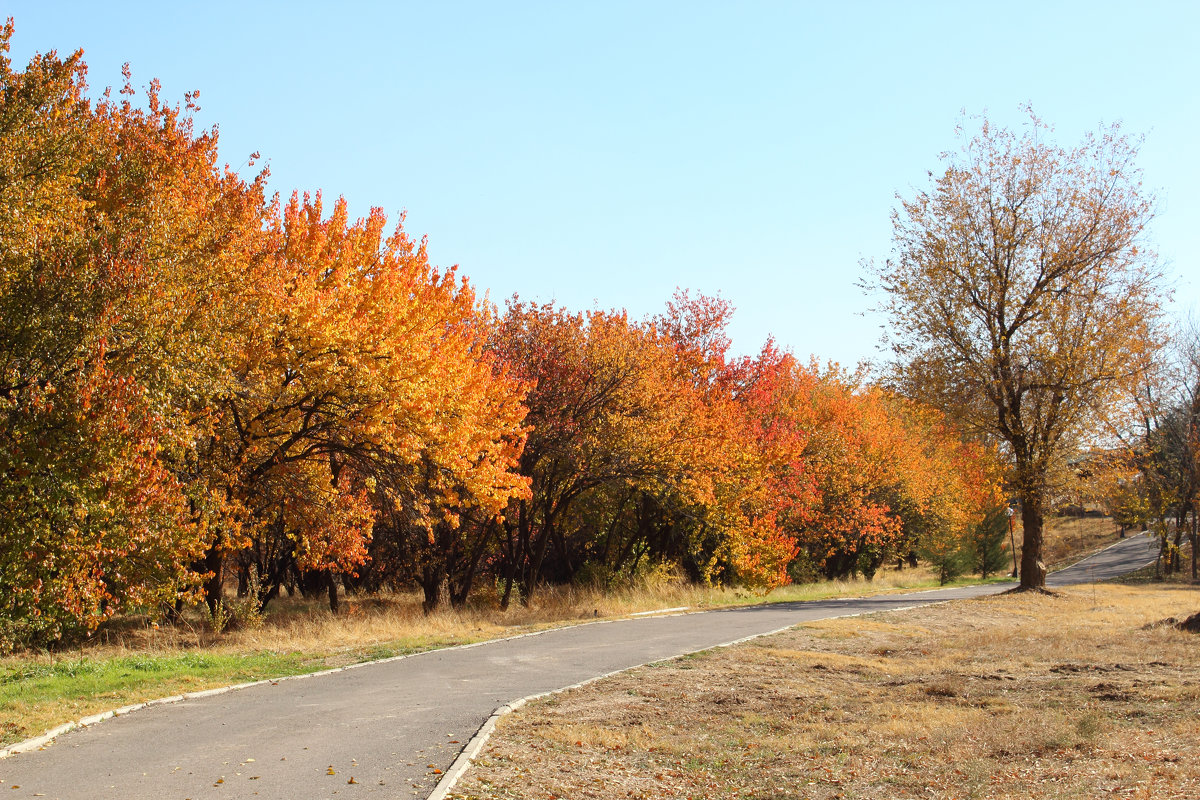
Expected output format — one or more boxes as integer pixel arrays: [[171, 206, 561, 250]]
[[871, 112, 1168, 587]]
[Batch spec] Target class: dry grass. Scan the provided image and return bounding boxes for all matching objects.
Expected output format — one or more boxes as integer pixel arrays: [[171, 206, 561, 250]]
[[10, 514, 1117, 664], [450, 583, 1200, 800], [11, 563, 969, 662], [1041, 514, 1125, 569]]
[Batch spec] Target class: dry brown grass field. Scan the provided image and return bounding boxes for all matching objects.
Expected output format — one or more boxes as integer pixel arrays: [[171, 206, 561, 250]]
[[17, 562, 971, 660], [449, 578, 1200, 800]]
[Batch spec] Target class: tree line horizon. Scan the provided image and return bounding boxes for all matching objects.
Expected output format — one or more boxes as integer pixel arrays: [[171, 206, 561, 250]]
[[2, 24, 1191, 651]]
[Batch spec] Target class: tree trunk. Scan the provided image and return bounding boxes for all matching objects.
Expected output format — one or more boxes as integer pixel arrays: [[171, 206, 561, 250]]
[[522, 516, 555, 607], [497, 518, 520, 611], [450, 520, 493, 609], [500, 571, 515, 611], [421, 564, 447, 614], [1008, 511, 1019, 577], [165, 597, 184, 625], [1018, 496, 1047, 590], [1191, 510, 1197, 582], [203, 545, 224, 615], [327, 573, 339, 614], [236, 561, 250, 598], [1171, 522, 1184, 575]]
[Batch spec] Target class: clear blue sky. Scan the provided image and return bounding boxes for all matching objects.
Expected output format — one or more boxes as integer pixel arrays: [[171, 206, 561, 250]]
[[6, 2, 1197, 367]]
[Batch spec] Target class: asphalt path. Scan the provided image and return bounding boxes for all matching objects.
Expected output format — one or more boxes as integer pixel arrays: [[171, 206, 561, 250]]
[[0, 533, 1158, 800]]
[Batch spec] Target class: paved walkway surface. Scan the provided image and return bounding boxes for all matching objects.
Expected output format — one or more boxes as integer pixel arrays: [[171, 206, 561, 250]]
[[0, 534, 1159, 799]]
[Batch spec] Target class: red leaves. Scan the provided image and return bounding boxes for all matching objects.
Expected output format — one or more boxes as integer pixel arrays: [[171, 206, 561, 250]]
[[731, 351, 1002, 583]]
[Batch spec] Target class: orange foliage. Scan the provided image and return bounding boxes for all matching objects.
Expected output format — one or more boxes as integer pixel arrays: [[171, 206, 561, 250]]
[[0, 25, 264, 645], [206, 194, 529, 606], [735, 347, 1002, 582]]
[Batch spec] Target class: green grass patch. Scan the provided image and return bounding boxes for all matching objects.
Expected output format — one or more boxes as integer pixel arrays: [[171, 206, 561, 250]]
[[0, 650, 319, 746], [0, 630, 506, 748]]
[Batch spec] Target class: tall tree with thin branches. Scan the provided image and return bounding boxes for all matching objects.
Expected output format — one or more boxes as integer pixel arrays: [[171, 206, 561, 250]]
[[872, 112, 1167, 590]]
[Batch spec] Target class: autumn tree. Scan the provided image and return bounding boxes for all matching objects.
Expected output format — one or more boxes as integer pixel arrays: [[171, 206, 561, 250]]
[[874, 112, 1166, 590], [1160, 321, 1200, 580], [1119, 334, 1200, 577], [739, 352, 912, 581], [0, 24, 268, 647], [1184, 334, 1200, 581], [0, 17, 529, 639], [204, 194, 529, 613], [639, 293, 776, 587], [731, 348, 825, 581], [900, 405, 1006, 584], [490, 301, 717, 604]]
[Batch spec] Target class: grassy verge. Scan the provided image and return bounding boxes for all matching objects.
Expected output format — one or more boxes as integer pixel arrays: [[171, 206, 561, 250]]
[[0, 515, 1117, 750], [0, 651, 320, 747], [450, 582, 1200, 800]]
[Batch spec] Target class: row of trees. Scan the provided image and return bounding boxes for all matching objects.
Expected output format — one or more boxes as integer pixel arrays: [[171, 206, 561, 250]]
[[0, 32, 1003, 650], [0, 33, 530, 647]]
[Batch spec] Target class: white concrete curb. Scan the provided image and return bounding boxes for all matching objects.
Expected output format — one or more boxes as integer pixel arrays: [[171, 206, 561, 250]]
[[0, 614, 637, 761], [629, 606, 689, 616], [425, 601, 941, 800]]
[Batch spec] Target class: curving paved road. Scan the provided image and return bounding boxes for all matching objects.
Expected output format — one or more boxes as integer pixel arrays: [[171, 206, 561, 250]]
[[0, 534, 1158, 800]]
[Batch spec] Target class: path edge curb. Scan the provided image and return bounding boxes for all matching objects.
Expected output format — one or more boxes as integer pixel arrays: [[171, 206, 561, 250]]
[[426, 604, 932, 800], [427, 534, 1157, 797], [0, 586, 937, 761], [0, 615, 645, 761]]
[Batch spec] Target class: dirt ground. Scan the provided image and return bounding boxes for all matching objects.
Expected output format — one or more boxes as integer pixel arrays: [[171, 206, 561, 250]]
[[449, 583, 1200, 800]]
